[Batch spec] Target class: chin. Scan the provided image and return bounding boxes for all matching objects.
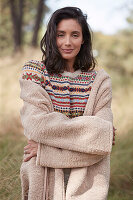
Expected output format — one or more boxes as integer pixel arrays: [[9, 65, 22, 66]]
[[62, 56, 74, 60], [61, 54, 75, 60]]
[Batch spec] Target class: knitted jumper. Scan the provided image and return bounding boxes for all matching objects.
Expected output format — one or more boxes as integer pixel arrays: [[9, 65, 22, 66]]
[[22, 60, 97, 119]]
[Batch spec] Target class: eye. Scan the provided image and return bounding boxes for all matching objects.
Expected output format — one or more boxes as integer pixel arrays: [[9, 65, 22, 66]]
[[57, 34, 64, 37], [72, 34, 79, 38]]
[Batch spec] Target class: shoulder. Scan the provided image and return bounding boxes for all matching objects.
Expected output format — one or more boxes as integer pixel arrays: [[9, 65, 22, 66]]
[[22, 60, 46, 73], [20, 60, 47, 86], [87, 68, 112, 101], [94, 68, 112, 94], [94, 68, 112, 84]]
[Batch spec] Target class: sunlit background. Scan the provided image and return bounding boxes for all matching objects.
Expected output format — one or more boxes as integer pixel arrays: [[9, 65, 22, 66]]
[[45, 0, 131, 34], [0, 0, 133, 199]]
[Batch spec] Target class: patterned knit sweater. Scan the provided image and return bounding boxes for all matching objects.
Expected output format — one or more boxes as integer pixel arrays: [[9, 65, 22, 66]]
[[21, 60, 97, 119]]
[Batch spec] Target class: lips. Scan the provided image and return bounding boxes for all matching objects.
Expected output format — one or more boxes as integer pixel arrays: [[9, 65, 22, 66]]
[[62, 49, 74, 53]]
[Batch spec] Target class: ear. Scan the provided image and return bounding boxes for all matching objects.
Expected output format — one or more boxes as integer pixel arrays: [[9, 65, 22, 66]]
[[82, 40, 84, 44]]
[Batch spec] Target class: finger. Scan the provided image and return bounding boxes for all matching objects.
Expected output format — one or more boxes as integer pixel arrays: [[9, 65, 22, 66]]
[[28, 140, 34, 144], [24, 144, 31, 150], [113, 133, 115, 138], [113, 127, 117, 131], [24, 150, 30, 154], [23, 153, 34, 162], [24, 151, 37, 161], [112, 137, 115, 145], [28, 140, 31, 144], [113, 128, 117, 132]]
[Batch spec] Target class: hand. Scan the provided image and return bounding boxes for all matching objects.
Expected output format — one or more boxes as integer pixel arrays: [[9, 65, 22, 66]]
[[113, 126, 116, 145], [23, 140, 38, 162]]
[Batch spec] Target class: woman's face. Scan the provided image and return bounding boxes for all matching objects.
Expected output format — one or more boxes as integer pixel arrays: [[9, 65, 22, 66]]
[[56, 19, 83, 66]]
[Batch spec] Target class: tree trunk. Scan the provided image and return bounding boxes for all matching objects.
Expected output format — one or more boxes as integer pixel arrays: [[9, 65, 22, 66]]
[[31, 0, 45, 47], [9, 0, 24, 52]]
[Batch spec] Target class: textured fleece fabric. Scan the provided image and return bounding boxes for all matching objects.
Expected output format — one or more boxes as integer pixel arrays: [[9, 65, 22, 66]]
[[19, 68, 113, 200]]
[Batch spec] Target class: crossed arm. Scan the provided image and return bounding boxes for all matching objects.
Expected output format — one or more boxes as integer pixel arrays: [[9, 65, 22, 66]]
[[23, 127, 116, 162], [20, 76, 114, 168]]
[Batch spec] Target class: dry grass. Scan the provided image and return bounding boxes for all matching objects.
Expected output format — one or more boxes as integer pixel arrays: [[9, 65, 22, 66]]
[[110, 69, 133, 135], [0, 47, 42, 135], [0, 132, 26, 200]]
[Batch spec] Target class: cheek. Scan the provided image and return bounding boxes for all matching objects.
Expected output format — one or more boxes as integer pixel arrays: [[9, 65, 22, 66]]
[[75, 41, 82, 51], [75, 37, 83, 47], [56, 38, 61, 48]]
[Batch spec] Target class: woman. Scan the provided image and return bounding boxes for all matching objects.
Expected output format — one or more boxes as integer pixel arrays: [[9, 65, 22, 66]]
[[20, 7, 116, 200]]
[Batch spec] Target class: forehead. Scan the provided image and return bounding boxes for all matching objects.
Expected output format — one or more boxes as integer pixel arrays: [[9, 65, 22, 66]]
[[57, 19, 82, 32]]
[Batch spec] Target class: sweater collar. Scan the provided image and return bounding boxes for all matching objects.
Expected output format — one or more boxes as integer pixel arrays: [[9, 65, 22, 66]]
[[60, 69, 81, 78]]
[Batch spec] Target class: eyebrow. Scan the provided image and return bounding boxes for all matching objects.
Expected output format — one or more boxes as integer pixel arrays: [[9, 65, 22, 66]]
[[57, 30, 80, 34]]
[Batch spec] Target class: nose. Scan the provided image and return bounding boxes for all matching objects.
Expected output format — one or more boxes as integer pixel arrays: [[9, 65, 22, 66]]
[[65, 36, 71, 46]]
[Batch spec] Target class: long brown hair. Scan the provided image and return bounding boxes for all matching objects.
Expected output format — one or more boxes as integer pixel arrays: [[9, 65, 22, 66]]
[[40, 7, 97, 74]]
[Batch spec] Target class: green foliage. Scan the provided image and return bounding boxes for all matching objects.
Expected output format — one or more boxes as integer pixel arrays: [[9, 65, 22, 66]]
[[0, 1, 14, 55], [93, 8, 133, 76], [0, 0, 49, 56], [93, 29, 133, 76], [126, 9, 133, 28]]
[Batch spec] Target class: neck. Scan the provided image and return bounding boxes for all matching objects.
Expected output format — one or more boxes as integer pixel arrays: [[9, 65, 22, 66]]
[[65, 59, 75, 72]]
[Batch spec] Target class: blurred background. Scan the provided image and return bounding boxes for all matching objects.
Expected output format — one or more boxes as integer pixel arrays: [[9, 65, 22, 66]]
[[0, 0, 133, 199]]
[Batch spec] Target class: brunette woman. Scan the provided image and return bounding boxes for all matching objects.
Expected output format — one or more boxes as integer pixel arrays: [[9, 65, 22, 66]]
[[20, 7, 116, 200]]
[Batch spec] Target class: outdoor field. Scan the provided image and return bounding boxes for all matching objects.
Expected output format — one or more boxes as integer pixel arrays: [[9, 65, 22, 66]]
[[0, 48, 133, 199], [0, 0, 133, 199]]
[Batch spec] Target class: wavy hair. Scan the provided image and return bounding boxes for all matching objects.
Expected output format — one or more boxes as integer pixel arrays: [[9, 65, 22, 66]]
[[40, 7, 97, 74]]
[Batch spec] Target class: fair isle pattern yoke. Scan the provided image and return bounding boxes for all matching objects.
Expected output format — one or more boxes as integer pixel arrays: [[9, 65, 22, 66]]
[[21, 60, 97, 118]]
